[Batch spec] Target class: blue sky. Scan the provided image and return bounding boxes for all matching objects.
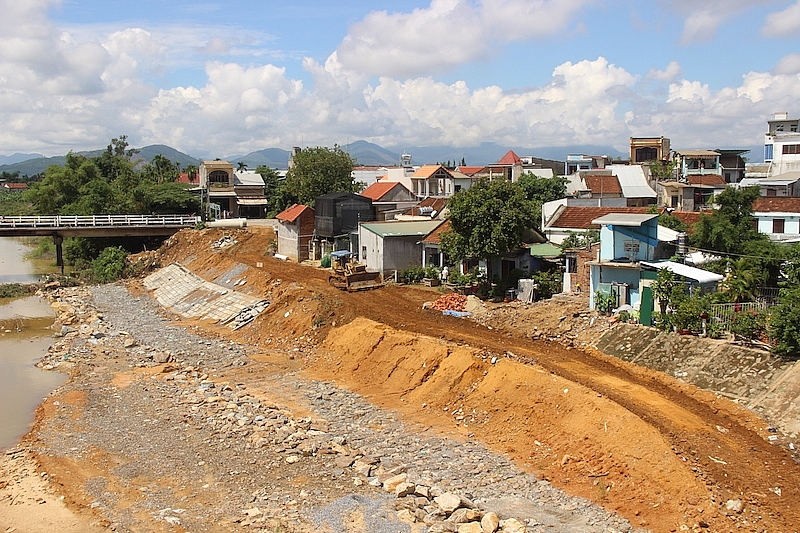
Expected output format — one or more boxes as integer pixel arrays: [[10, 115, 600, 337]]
[[2, 0, 800, 160]]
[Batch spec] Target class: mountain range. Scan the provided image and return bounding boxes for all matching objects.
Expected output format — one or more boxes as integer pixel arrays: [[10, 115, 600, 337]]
[[1, 140, 638, 177]]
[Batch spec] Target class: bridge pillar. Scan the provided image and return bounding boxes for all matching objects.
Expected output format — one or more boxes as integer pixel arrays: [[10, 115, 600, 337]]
[[53, 235, 64, 274]]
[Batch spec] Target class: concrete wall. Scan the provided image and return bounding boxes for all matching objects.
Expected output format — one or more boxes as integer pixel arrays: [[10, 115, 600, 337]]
[[594, 324, 800, 437], [277, 221, 301, 261]]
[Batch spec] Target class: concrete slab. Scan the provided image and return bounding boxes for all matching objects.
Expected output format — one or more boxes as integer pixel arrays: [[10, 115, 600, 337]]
[[143, 263, 267, 328]]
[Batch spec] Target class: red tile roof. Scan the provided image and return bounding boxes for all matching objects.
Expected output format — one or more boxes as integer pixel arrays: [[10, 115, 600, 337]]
[[670, 211, 702, 226], [584, 174, 622, 194], [688, 174, 726, 186], [753, 197, 800, 213], [403, 197, 448, 216], [2, 182, 28, 189], [276, 204, 313, 223], [422, 220, 450, 244], [177, 173, 200, 184], [497, 150, 522, 165], [456, 166, 484, 176], [549, 206, 651, 230], [361, 181, 402, 201]]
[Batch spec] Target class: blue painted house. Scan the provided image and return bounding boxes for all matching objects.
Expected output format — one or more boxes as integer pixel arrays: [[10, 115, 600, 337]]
[[588, 212, 722, 324], [588, 213, 659, 312]]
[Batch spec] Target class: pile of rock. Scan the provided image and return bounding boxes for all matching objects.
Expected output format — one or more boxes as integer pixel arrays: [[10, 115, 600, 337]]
[[430, 294, 468, 312], [379, 471, 527, 532]]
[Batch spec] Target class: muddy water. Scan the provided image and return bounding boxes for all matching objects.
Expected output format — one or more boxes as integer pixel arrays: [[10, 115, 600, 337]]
[[0, 238, 65, 451], [0, 238, 42, 283]]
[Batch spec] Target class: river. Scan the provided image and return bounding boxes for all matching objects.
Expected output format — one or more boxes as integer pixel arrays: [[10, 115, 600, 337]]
[[0, 238, 66, 451]]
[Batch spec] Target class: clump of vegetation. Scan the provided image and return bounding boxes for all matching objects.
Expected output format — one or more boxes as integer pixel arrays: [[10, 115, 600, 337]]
[[91, 246, 130, 283], [0, 283, 36, 299], [399, 265, 440, 284], [730, 310, 768, 342], [594, 290, 616, 315]]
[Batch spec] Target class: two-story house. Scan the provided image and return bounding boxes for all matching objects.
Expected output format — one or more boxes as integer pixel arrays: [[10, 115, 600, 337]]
[[199, 160, 267, 219]]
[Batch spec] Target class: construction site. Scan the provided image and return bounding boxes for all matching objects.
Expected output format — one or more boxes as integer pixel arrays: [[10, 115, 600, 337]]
[[2, 224, 800, 533]]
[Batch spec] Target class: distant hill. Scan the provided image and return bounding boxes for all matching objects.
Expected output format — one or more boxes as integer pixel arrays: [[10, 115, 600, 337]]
[[225, 148, 292, 169], [0, 153, 43, 165], [133, 145, 201, 169], [0, 145, 200, 177], [0, 140, 632, 177]]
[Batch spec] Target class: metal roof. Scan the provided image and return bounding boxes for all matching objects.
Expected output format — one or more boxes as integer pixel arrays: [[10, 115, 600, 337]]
[[675, 150, 720, 157], [641, 261, 723, 284], [528, 243, 563, 258], [360, 220, 443, 238], [591, 213, 658, 226]]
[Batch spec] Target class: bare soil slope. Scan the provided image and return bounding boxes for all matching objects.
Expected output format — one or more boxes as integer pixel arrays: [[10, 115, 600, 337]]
[[11, 226, 797, 533], [143, 227, 800, 532]]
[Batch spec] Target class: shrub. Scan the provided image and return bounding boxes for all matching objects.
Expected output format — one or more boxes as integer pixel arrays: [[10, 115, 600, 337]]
[[399, 265, 440, 284], [91, 246, 129, 283], [531, 270, 562, 300], [595, 290, 616, 314], [730, 310, 767, 341], [672, 293, 710, 332], [653, 312, 674, 332]]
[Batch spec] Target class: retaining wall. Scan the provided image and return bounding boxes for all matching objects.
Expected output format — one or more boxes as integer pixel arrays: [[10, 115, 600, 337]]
[[594, 324, 800, 437]]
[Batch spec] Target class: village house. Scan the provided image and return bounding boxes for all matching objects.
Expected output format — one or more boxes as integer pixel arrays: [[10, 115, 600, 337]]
[[360, 181, 418, 221], [587, 213, 722, 324], [274, 204, 315, 262], [753, 196, 800, 242], [358, 220, 444, 278], [199, 160, 267, 219], [312, 192, 373, 258]]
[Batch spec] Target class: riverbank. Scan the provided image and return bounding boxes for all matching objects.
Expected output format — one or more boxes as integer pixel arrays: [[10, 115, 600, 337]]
[[3, 283, 636, 533], [4, 226, 800, 533]]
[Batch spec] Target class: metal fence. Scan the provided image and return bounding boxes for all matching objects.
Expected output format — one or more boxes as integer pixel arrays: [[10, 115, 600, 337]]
[[709, 301, 772, 331]]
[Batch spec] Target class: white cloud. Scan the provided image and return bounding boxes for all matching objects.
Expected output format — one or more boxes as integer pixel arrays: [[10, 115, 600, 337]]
[[336, 0, 591, 78], [659, 0, 777, 43], [762, 0, 800, 37], [774, 53, 800, 74], [2, 0, 800, 162], [647, 61, 682, 82]]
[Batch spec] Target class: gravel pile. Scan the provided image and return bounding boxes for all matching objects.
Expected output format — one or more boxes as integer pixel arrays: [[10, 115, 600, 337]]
[[28, 283, 641, 533]]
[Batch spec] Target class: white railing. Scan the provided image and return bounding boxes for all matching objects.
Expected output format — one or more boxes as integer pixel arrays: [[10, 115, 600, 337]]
[[709, 301, 772, 331], [0, 214, 199, 229]]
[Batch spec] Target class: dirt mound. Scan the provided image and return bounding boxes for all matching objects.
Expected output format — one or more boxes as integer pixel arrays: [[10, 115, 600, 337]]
[[309, 317, 708, 530]]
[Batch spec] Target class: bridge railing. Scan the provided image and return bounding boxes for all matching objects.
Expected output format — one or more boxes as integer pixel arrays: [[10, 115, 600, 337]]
[[0, 214, 200, 228]]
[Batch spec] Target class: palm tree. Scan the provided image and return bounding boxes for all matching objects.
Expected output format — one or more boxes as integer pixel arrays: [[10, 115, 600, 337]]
[[237, 162, 248, 172]]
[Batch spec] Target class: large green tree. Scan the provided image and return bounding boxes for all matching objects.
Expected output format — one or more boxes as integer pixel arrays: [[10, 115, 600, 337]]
[[439, 179, 537, 280], [516, 172, 567, 229], [25, 153, 104, 214], [691, 186, 767, 256], [140, 154, 180, 184], [283, 145, 358, 205]]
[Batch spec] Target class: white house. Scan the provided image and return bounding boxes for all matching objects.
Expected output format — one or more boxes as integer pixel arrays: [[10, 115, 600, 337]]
[[764, 112, 800, 176]]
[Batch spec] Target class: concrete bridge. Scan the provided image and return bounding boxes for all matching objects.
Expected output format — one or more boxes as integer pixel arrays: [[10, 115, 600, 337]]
[[0, 214, 200, 270]]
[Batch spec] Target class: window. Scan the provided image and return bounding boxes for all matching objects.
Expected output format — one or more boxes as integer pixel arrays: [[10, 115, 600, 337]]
[[782, 144, 800, 155], [765, 144, 774, 161], [209, 170, 229, 184], [773, 219, 785, 234], [777, 124, 785, 132], [792, 124, 798, 132]]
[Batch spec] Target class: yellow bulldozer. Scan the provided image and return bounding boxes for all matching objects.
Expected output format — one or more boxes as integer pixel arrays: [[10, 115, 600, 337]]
[[328, 250, 383, 291]]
